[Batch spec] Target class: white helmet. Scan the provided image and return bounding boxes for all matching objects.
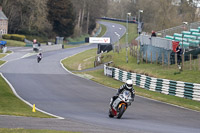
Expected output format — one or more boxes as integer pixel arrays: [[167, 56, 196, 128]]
[[126, 80, 133, 90]]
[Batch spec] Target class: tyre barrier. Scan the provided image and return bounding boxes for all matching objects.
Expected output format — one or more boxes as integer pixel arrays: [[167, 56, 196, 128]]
[[104, 65, 200, 101]]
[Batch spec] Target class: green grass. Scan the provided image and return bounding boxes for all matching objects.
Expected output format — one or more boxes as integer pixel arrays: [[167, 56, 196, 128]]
[[61, 19, 200, 111], [64, 43, 89, 49], [0, 54, 6, 59], [62, 48, 97, 71], [0, 128, 79, 133], [0, 74, 52, 118], [66, 34, 89, 43], [2, 39, 25, 47], [101, 49, 200, 84], [60, 45, 200, 111], [100, 20, 138, 44], [0, 50, 12, 54], [97, 24, 107, 37], [0, 60, 5, 65], [76, 69, 200, 111]]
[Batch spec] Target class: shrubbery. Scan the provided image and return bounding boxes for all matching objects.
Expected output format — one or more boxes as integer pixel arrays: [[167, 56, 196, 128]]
[[2, 34, 26, 42], [2, 34, 11, 40]]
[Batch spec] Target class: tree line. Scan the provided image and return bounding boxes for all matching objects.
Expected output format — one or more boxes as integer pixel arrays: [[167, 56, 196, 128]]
[[0, 0, 199, 38], [0, 0, 107, 38], [107, 0, 199, 32]]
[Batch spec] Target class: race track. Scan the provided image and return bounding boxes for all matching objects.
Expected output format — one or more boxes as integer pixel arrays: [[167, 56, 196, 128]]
[[0, 21, 200, 133]]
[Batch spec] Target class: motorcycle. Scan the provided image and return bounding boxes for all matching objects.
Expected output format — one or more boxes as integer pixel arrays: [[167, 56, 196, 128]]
[[109, 90, 134, 119], [37, 54, 42, 63]]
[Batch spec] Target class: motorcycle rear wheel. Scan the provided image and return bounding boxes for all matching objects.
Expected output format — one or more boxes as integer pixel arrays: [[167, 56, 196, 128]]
[[117, 104, 126, 119]]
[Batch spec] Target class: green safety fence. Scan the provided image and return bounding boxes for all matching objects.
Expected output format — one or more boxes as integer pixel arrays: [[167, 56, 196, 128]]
[[104, 65, 200, 101]]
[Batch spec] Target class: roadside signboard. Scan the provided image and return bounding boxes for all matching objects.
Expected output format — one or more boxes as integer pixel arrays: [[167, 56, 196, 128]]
[[89, 37, 110, 44]]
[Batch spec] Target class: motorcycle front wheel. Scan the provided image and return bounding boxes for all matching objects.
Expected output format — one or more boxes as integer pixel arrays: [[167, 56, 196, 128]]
[[117, 104, 126, 119]]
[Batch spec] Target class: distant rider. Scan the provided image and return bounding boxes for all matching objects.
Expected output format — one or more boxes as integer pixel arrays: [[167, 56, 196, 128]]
[[110, 80, 135, 108], [37, 52, 42, 63]]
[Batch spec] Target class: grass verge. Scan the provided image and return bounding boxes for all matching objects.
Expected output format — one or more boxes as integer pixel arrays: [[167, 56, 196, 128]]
[[61, 19, 200, 111], [102, 48, 200, 84], [66, 34, 89, 43], [0, 128, 79, 133], [0, 60, 5, 65], [0, 74, 52, 118], [62, 48, 97, 71], [64, 43, 89, 49], [0, 54, 6, 59], [97, 24, 107, 37], [100, 20, 138, 44], [76, 69, 200, 111], [0, 60, 52, 117], [99, 20, 200, 83], [2, 39, 25, 47], [61, 45, 200, 111]]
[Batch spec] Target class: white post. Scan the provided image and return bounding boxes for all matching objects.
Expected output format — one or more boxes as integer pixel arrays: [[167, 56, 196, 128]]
[[137, 10, 143, 64], [181, 22, 188, 70], [126, 13, 131, 63]]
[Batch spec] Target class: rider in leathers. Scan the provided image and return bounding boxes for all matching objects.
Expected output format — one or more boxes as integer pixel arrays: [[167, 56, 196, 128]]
[[110, 80, 135, 108]]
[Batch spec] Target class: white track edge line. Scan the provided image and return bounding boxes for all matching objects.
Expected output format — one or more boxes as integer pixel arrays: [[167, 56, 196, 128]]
[[0, 73, 64, 119], [60, 54, 200, 114]]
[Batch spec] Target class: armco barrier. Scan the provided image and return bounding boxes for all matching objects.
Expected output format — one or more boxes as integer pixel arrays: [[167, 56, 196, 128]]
[[101, 17, 137, 24], [40, 44, 62, 52], [104, 65, 200, 101]]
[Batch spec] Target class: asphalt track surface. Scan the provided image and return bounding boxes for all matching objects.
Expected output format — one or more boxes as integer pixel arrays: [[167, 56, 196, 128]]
[[0, 21, 200, 133]]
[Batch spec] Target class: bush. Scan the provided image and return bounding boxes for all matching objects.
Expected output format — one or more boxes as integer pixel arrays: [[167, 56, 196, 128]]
[[2, 34, 26, 42], [11, 34, 26, 41], [25, 35, 48, 43], [2, 34, 11, 40]]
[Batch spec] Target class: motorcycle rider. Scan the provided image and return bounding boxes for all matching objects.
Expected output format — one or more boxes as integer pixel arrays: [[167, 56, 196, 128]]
[[37, 52, 42, 63], [110, 80, 135, 108]]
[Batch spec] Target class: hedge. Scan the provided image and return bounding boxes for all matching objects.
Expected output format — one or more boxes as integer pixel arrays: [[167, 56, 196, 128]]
[[2, 34, 26, 42]]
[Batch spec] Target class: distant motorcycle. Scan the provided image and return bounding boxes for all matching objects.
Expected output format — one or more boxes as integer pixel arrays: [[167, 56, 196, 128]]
[[37, 56, 42, 63], [109, 90, 134, 119], [37, 53, 42, 63]]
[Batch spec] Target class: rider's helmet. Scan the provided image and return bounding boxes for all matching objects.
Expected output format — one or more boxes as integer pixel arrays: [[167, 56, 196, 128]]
[[126, 80, 133, 90]]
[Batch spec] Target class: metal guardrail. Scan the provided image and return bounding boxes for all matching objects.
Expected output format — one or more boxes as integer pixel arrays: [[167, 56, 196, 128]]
[[101, 17, 137, 24], [104, 65, 200, 101]]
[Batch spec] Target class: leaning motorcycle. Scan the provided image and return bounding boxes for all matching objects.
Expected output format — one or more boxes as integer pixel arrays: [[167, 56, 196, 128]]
[[37, 56, 42, 63], [109, 90, 134, 119]]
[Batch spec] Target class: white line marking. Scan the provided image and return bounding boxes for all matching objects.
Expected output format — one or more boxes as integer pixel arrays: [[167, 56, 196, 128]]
[[60, 51, 200, 113], [0, 73, 64, 119], [0, 61, 8, 69], [21, 53, 37, 59]]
